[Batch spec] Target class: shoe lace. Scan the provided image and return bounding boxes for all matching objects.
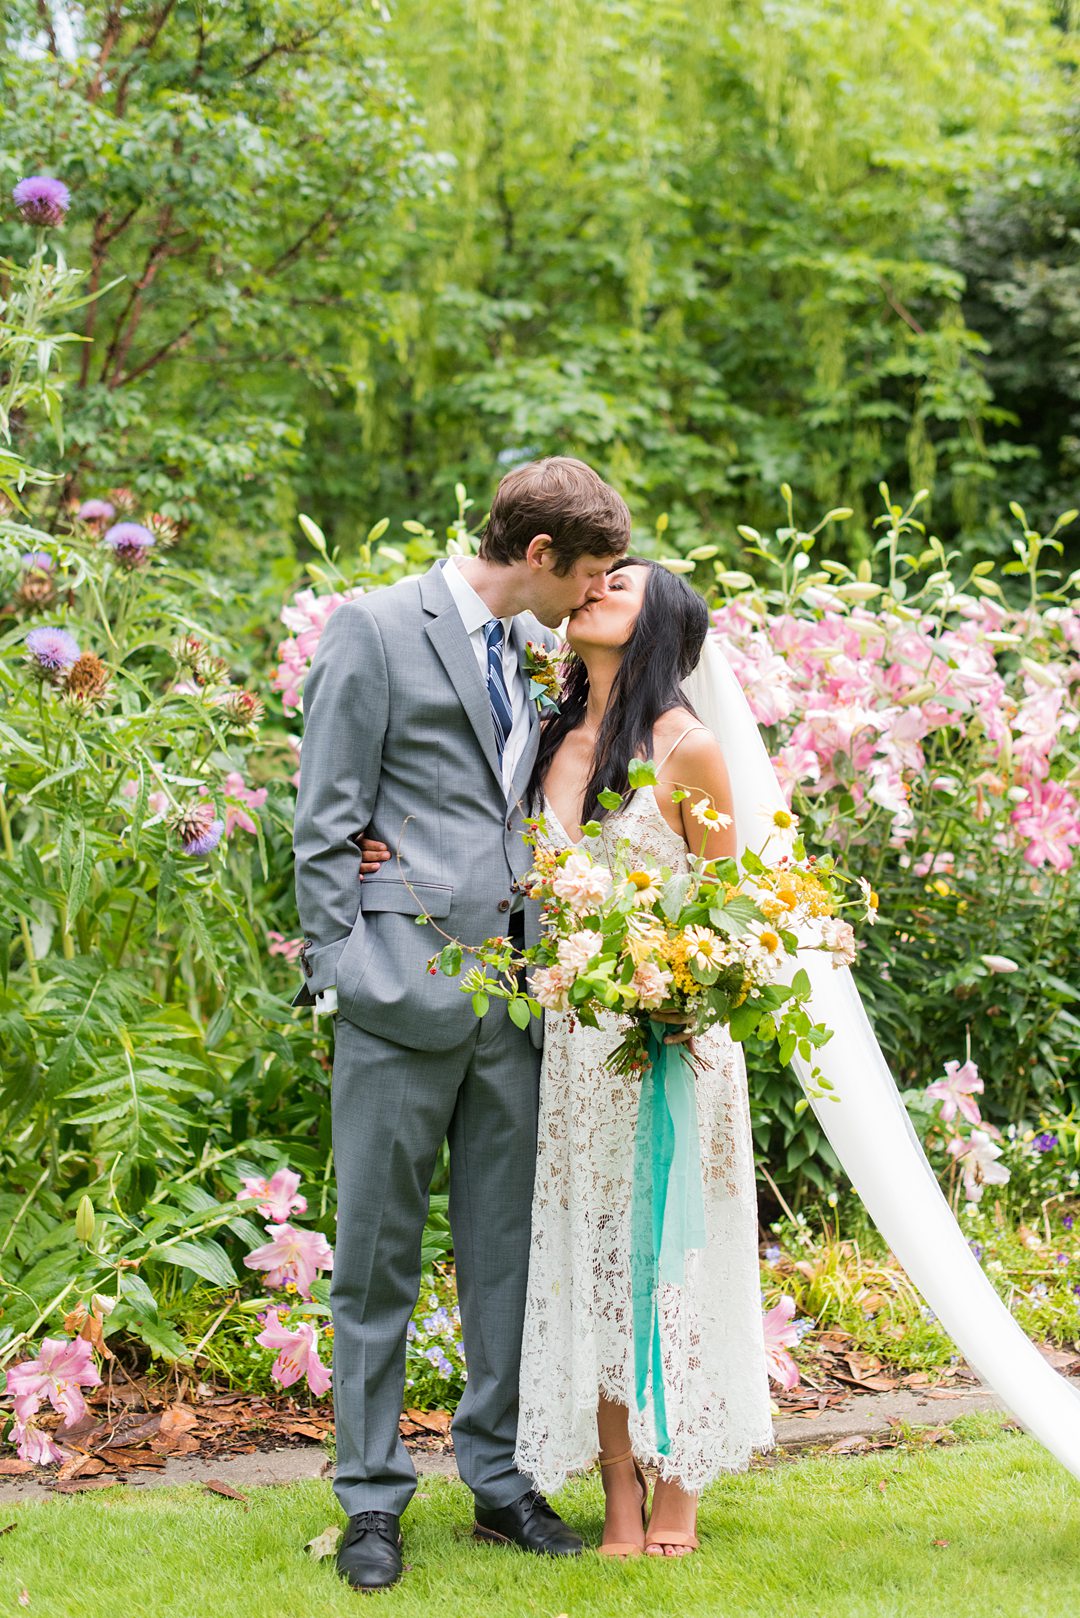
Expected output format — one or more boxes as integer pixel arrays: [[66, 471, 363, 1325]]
[[349, 1510, 393, 1540]]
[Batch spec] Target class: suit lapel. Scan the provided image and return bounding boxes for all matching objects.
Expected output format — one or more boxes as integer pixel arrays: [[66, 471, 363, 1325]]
[[421, 564, 504, 793]]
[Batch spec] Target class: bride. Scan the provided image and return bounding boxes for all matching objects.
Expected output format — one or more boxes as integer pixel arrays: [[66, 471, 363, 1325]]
[[516, 552, 1080, 1555], [516, 556, 773, 1555]]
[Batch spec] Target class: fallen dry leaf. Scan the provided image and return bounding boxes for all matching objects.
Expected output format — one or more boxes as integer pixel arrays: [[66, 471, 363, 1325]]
[[286, 1422, 328, 1440], [305, 1526, 342, 1561], [203, 1479, 249, 1502], [56, 1456, 106, 1483], [827, 1435, 871, 1454], [158, 1403, 198, 1436], [402, 1408, 451, 1436], [933, 1539, 950, 1548], [0, 1523, 16, 1536], [0, 1460, 32, 1477]]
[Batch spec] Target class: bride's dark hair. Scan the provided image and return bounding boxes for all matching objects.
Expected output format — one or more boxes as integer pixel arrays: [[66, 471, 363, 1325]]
[[530, 556, 709, 824]]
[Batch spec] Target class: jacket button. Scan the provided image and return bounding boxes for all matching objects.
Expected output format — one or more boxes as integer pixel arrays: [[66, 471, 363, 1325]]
[[497, 899, 511, 913]]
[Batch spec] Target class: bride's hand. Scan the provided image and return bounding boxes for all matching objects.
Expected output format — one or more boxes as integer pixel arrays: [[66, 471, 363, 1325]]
[[649, 1010, 696, 1048]]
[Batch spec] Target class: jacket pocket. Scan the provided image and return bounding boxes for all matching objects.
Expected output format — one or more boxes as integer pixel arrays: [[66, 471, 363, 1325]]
[[358, 879, 453, 919]]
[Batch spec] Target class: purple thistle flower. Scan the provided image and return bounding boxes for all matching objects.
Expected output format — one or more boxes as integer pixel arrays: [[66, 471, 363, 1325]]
[[103, 522, 155, 570], [171, 800, 224, 856], [13, 176, 70, 227], [25, 626, 80, 674], [76, 499, 115, 526], [1034, 1132, 1059, 1153], [21, 552, 54, 571], [183, 818, 224, 857]]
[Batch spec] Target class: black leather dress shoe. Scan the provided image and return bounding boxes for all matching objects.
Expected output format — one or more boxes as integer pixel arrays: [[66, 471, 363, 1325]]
[[336, 1511, 404, 1590], [474, 1489, 583, 1556]]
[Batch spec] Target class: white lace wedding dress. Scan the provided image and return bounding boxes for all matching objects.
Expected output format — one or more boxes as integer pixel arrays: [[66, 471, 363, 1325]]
[[515, 783, 776, 1493]]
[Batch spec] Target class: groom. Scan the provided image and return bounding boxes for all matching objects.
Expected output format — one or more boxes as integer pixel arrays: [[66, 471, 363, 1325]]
[[292, 456, 631, 1590]]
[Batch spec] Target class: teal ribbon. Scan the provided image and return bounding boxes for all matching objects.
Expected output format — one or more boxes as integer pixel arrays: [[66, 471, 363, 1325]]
[[630, 1020, 707, 1456]]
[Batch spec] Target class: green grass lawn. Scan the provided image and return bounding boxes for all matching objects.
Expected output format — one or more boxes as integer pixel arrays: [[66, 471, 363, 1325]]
[[3, 1417, 1079, 1618]]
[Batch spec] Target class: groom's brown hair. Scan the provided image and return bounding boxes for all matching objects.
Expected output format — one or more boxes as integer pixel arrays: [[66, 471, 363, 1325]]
[[479, 455, 631, 574]]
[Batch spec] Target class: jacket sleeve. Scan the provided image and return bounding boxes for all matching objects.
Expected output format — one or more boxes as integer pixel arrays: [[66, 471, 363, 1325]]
[[292, 600, 388, 1002]]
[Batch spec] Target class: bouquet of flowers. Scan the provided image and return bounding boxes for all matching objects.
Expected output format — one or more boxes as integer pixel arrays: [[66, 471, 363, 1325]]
[[430, 761, 869, 1103]]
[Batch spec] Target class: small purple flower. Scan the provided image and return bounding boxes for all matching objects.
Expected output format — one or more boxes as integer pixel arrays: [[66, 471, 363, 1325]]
[[172, 800, 225, 857], [13, 176, 70, 227], [1034, 1132, 1059, 1153], [1064, 1214, 1075, 1232], [76, 499, 116, 526], [968, 1241, 984, 1261], [1031, 1283, 1049, 1301], [21, 552, 54, 572], [183, 818, 223, 856], [103, 522, 155, 569], [25, 626, 80, 674], [764, 1244, 781, 1263], [1056, 1252, 1070, 1266]]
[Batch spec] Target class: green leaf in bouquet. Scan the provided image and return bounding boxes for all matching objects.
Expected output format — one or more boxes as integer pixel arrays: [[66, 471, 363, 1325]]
[[709, 896, 760, 935], [618, 954, 635, 984], [439, 944, 463, 976], [778, 1032, 797, 1066], [791, 967, 812, 998], [660, 873, 691, 922], [627, 758, 658, 789], [740, 849, 765, 875], [689, 958, 719, 987], [472, 990, 490, 1017], [580, 820, 603, 838], [597, 789, 623, 810], [729, 1003, 759, 1042]]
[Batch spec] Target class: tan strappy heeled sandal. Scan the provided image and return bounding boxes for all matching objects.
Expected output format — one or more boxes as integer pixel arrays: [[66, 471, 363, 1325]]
[[644, 1526, 699, 1556], [597, 1447, 649, 1558]]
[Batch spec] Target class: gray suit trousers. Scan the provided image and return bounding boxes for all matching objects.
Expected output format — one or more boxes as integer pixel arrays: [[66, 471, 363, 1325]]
[[330, 1004, 541, 1517]]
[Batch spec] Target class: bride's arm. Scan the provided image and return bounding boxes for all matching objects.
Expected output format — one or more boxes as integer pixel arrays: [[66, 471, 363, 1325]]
[[664, 728, 737, 861]]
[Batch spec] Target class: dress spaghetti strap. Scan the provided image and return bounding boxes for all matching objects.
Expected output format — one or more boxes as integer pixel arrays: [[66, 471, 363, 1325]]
[[654, 723, 710, 773]]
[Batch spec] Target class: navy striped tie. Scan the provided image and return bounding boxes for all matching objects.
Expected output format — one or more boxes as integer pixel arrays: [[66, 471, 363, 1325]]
[[485, 618, 513, 763]]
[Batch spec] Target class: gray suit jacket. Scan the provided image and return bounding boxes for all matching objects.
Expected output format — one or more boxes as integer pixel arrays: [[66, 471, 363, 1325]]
[[292, 561, 558, 1051]]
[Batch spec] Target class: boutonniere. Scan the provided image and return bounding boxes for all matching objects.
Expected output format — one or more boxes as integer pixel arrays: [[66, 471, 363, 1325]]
[[524, 641, 565, 717]]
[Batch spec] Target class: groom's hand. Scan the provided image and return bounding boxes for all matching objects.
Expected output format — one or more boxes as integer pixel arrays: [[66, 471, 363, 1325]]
[[352, 833, 391, 878]]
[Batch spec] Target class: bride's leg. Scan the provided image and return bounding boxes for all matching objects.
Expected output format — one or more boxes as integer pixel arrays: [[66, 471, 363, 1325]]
[[596, 1394, 648, 1554], [645, 1475, 699, 1556]]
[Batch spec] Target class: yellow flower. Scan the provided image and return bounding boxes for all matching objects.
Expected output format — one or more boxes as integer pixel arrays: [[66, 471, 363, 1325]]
[[756, 928, 783, 954], [772, 808, 799, 832]]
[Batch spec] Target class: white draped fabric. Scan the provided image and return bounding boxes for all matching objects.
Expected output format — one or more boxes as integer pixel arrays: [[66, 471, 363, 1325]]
[[683, 637, 1080, 1482]]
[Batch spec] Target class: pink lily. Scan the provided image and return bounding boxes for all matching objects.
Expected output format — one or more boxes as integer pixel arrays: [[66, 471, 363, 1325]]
[[926, 1059, 984, 1127], [238, 1168, 307, 1223], [11, 1415, 66, 1467], [947, 1129, 1011, 1203], [255, 1308, 332, 1396], [4, 1336, 101, 1427], [243, 1222, 333, 1297], [762, 1295, 801, 1391]]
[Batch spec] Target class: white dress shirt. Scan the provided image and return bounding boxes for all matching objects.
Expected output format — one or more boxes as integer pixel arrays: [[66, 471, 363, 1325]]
[[441, 556, 529, 795], [313, 558, 529, 1016]]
